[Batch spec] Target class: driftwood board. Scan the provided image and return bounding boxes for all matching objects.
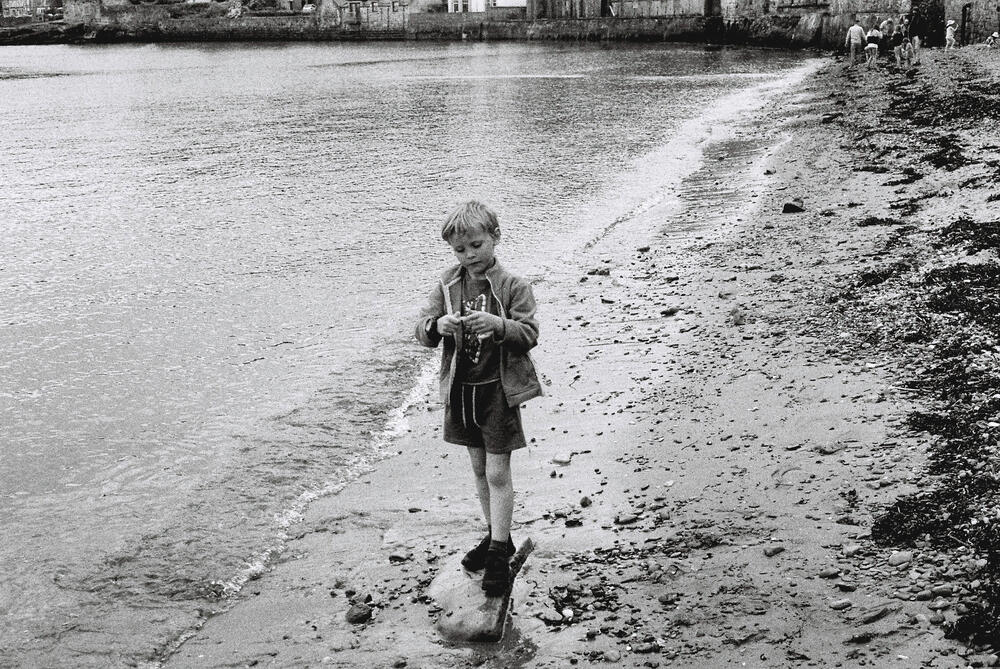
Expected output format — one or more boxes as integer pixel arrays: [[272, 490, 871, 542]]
[[429, 538, 535, 642]]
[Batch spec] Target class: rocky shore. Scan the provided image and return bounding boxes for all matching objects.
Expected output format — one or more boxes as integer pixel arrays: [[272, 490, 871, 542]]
[[161, 47, 1000, 668]]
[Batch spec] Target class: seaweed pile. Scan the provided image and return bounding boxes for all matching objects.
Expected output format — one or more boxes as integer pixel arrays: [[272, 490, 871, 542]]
[[830, 51, 1000, 648]]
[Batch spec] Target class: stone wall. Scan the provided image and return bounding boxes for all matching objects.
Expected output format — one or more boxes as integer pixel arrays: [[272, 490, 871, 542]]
[[946, 0, 999, 42], [62, 0, 896, 45]]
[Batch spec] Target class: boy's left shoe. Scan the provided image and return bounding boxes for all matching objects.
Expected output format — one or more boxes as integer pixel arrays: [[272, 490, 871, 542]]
[[481, 548, 512, 596]]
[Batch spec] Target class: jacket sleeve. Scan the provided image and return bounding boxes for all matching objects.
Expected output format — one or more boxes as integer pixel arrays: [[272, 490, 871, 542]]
[[415, 282, 445, 348], [498, 277, 539, 353]]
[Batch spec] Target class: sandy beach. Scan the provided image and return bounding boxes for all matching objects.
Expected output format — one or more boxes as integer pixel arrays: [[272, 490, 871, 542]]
[[162, 46, 1000, 668]]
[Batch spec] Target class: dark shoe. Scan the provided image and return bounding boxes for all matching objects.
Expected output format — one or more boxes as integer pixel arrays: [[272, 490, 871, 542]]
[[482, 548, 512, 596], [462, 534, 514, 572], [461, 533, 491, 572]]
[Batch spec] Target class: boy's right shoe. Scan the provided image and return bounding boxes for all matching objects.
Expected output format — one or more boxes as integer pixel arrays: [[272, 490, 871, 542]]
[[461, 534, 515, 572]]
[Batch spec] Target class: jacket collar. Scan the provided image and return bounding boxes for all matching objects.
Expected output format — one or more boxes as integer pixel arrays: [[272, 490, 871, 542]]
[[442, 259, 505, 286]]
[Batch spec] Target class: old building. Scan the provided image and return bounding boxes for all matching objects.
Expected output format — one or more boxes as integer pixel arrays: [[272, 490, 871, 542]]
[[2, 0, 61, 20], [945, 0, 999, 42]]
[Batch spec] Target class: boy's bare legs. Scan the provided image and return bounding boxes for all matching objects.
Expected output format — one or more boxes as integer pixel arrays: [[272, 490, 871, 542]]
[[485, 452, 513, 543], [467, 447, 491, 526]]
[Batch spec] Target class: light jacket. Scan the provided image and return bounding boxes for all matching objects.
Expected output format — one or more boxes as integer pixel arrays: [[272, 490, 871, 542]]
[[415, 260, 542, 407]]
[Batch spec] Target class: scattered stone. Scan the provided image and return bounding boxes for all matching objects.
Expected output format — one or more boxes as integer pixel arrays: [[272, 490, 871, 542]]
[[538, 608, 563, 624], [633, 642, 661, 653], [818, 567, 841, 579], [829, 598, 853, 610], [604, 649, 622, 662], [842, 544, 862, 557], [346, 603, 372, 624], [388, 552, 412, 564], [931, 585, 953, 597], [782, 198, 805, 213], [836, 581, 857, 592], [928, 598, 950, 611], [614, 513, 640, 526], [888, 551, 913, 567], [764, 545, 785, 557], [860, 606, 892, 624], [552, 453, 573, 465], [580, 496, 592, 508]]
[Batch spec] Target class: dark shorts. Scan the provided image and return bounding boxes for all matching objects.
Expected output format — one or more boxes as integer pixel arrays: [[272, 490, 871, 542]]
[[444, 380, 527, 454]]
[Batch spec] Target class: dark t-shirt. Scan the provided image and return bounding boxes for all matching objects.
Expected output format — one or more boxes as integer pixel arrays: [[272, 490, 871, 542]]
[[457, 275, 501, 384], [890, 31, 905, 47]]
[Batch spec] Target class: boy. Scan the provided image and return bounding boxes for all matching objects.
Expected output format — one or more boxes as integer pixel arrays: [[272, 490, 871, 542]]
[[844, 19, 867, 67], [415, 200, 542, 595]]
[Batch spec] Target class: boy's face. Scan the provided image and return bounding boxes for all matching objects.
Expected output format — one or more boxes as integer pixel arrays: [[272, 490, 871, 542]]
[[448, 229, 497, 277]]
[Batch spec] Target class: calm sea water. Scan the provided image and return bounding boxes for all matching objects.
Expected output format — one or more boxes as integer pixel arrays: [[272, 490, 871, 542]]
[[1, 41, 809, 666]]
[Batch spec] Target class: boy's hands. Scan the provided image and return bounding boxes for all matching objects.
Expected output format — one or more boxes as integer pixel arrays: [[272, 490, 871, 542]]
[[462, 310, 504, 337], [436, 311, 462, 336]]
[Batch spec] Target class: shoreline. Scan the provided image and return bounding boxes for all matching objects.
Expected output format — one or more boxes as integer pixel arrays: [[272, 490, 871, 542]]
[[156, 47, 1000, 668]]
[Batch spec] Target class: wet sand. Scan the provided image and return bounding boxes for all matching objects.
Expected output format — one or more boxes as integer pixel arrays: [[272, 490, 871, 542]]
[[163, 46, 1000, 668]]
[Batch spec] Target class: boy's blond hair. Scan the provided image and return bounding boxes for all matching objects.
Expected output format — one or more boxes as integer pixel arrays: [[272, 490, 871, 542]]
[[441, 200, 501, 242]]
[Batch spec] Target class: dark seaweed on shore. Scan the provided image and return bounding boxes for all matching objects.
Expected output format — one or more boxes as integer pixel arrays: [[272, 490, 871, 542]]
[[936, 218, 1000, 255], [830, 55, 1000, 645]]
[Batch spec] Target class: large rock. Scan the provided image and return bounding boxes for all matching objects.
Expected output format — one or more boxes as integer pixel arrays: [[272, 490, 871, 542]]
[[428, 538, 534, 642]]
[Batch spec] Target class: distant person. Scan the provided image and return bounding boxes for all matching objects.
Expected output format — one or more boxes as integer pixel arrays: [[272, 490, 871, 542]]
[[890, 27, 907, 66], [845, 19, 867, 66], [879, 16, 895, 54], [415, 200, 542, 596], [902, 37, 916, 66], [946, 20, 957, 49], [987, 31, 998, 47], [912, 34, 922, 64], [866, 26, 883, 68]]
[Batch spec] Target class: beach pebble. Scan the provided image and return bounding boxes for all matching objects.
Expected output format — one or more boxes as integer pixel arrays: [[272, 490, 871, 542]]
[[604, 649, 622, 662], [928, 598, 950, 611], [552, 453, 573, 465], [931, 584, 953, 597], [633, 642, 661, 654], [391, 659, 407, 668], [345, 603, 372, 624], [818, 567, 840, 579], [829, 598, 853, 611], [836, 581, 857, 592], [764, 545, 785, 557], [888, 550, 913, 567], [614, 513, 640, 526], [842, 544, 862, 557], [782, 198, 805, 213], [860, 606, 891, 624], [538, 608, 564, 624], [388, 552, 412, 563], [580, 496, 592, 508]]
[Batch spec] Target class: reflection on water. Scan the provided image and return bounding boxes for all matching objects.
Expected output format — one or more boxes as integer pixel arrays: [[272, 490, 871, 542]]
[[0, 40, 807, 665]]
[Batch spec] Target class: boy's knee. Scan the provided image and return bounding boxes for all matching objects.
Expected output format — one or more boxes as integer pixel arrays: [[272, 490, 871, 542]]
[[485, 462, 512, 488]]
